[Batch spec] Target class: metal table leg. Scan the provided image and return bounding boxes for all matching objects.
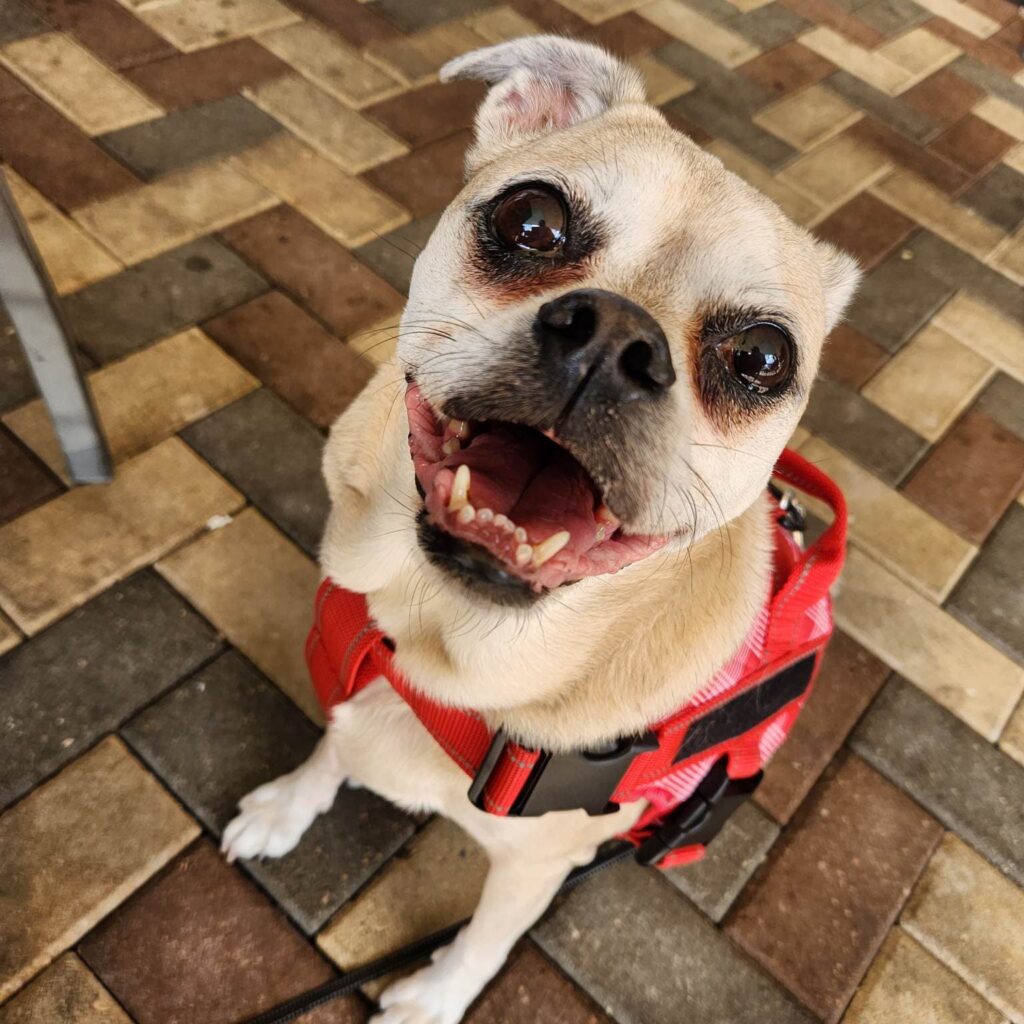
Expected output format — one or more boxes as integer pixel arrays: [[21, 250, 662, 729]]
[[0, 169, 112, 484]]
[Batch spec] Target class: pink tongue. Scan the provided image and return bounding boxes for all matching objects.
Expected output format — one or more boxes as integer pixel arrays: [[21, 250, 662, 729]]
[[443, 427, 600, 551]]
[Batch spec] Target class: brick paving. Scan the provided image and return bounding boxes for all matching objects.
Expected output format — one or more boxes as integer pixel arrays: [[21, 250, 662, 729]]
[[0, 1, 1022, 1021]]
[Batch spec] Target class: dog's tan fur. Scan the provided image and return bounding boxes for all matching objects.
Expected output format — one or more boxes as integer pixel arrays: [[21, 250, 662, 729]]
[[223, 36, 858, 1024]]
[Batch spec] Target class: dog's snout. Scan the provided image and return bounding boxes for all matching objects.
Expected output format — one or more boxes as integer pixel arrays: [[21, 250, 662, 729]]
[[535, 289, 675, 404]]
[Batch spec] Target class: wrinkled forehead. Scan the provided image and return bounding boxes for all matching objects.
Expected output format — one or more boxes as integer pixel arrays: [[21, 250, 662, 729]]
[[459, 113, 824, 327]]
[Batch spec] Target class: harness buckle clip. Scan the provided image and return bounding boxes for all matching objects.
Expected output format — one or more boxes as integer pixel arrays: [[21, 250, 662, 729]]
[[635, 756, 763, 866], [468, 730, 659, 817]]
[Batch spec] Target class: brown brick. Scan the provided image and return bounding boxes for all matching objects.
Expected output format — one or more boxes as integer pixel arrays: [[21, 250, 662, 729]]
[[363, 131, 471, 219], [123, 40, 290, 111], [814, 192, 915, 271], [507, 0, 589, 34], [925, 16, 1022, 75], [0, 91, 139, 209], [819, 325, 891, 389], [367, 79, 486, 149], [902, 68, 984, 128], [80, 841, 367, 1024], [780, 0, 887, 47], [739, 42, 835, 97], [928, 114, 1015, 175], [849, 117, 969, 195], [286, 0, 401, 46], [23, 0, 173, 70], [0, 429, 60, 525], [582, 12, 675, 57], [961, 0, 1018, 24], [727, 755, 942, 1023], [902, 410, 1024, 545], [220, 205, 404, 338], [202, 291, 374, 428], [755, 631, 890, 823], [467, 943, 611, 1024], [661, 107, 713, 145]]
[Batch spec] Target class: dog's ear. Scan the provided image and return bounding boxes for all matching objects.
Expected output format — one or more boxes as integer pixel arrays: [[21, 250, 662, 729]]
[[441, 36, 646, 173], [815, 242, 861, 333]]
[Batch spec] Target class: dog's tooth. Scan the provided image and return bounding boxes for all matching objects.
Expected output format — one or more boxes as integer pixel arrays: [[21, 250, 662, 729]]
[[515, 544, 532, 567], [514, 527, 527, 543], [441, 438, 461, 456], [595, 524, 607, 543], [477, 507, 494, 524], [451, 418, 471, 441], [448, 464, 471, 511], [532, 530, 571, 567], [596, 504, 621, 529], [457, 504, 476, 525], [493, 513, 510, 531]]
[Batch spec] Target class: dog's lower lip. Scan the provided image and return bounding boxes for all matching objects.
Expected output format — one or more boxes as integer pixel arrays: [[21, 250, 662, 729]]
[[406, 382, 669, 591]]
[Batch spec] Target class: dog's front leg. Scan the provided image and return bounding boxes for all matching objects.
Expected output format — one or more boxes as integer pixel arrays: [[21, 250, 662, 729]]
[[374, 850, 581, 1024]]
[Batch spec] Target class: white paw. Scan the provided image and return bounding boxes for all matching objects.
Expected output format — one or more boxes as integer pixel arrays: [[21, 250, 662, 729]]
[[221, 771, 334, 862], [371, 954, 471, 1024]]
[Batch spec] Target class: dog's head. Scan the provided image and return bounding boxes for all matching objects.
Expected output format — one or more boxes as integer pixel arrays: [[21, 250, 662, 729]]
[[400, 36, 858, 607]]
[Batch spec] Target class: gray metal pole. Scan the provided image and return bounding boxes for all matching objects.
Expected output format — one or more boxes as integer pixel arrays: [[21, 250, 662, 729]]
[[0, 169, 112, 484]]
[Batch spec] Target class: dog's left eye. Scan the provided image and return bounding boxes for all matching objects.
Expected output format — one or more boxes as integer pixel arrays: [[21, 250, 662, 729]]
[[716, 324, 792, 394], [491, 187, 566, 254]]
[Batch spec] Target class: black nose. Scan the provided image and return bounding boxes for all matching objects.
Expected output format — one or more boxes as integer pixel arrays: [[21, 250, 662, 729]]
[[535, 289, 676, 405]]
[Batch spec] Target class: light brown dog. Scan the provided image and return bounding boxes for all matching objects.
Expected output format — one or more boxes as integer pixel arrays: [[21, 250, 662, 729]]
[[223, 35, 859, 1024]]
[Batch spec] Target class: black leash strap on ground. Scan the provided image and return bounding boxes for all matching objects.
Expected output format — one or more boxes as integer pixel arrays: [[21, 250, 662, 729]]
[[241, 842, 636, 1024]]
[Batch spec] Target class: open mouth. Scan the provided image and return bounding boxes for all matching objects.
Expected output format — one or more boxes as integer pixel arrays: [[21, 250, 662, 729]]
[[406, 383, 668, 595]]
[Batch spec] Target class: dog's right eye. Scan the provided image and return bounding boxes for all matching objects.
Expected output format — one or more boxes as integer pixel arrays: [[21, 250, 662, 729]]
[[491, 187, 567, 255]]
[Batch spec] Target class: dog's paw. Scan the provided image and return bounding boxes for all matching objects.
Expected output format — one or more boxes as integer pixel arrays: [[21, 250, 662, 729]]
[[221, 775, 327, 862], [372, 957, 471, 1024]]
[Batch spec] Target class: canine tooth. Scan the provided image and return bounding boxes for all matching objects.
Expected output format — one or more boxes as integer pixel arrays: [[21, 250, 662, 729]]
[[596, 504, 621, 529], [514, 527, 527, 543], [457, 504, 476, 524], [477, 507, 494, 524], [595, 525, 607, 543], [441, 438, 461, 456], [532, 530, 571, 567], [515, 544, 532, 567], [493, 513, 510, 530], [448, 464, 471, 511], [451, 418, 471, 441]]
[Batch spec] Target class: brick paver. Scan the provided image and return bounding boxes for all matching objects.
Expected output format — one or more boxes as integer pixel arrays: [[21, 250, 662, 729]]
[[0, 1, 1022, 1020]]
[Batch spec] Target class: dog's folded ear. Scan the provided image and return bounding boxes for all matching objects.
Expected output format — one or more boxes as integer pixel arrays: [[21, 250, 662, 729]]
[[815, 242, 861, 333], [441, 35, 647, 173]]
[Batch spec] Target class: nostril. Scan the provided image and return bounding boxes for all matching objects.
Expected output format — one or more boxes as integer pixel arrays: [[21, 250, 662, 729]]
[[543, 303, 596, 347], [620, 339, 659, 389]]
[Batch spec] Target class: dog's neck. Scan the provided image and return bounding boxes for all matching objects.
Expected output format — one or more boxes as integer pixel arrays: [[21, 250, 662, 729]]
[[321, 365, 774, 751]]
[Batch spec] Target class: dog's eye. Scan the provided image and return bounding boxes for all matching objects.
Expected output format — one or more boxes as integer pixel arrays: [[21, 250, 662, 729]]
[[491, 187, 566, 254], [717, 324, 792, 394]]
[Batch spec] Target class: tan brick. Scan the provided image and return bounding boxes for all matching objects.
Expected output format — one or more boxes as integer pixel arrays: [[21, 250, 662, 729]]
[[156, 508, 322, 720], [835, 547, 1024, 740], [71, 160, 277, 264], [0, 738, 199, 1002], [0, 33, 160, 136], [933, 292, 1024, 385], [640, 0, 760, 67], [233, 134, 409, 247], [778, 131, 892, 208], [137, 0, 299, 53], [0, 954, 132, 1024], [364, 22, 487, 87], [752, 84, 861, 151], [902, 834, 1024, 1020], [0, 439, 243, 634], [3, 328, 258, 482]]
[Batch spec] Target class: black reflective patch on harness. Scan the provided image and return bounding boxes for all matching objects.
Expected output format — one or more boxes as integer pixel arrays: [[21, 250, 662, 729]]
[[673, 653, 817, 763]]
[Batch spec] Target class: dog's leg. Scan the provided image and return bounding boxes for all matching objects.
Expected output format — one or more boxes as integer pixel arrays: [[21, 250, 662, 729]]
[[221, 712, 350, 862], [372, 847, 588, 1024]]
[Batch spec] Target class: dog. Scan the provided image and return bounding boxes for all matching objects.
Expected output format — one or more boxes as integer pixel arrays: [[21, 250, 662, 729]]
[[221, 35, 859, 1024]]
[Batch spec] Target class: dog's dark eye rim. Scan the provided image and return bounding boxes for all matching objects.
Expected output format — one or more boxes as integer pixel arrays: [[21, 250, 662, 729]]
[[701, 318, 797, 400], [483, 180, 571, 256]]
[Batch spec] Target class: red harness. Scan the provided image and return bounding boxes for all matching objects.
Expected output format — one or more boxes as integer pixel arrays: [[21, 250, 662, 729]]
[[306, 449, 846, 868]]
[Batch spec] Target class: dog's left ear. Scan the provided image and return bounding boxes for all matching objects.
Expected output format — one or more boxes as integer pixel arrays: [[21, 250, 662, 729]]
[[816, 242, 861, 333], [441, 35, 646, 174]]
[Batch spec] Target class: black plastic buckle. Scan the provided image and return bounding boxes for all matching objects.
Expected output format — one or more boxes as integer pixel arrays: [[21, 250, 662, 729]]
[[635, 756, 763, 866], [468, 730, 659, 817], [768, 482, 806, 534]]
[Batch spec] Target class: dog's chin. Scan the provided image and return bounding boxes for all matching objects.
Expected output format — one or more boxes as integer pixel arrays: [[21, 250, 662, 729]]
[[405, 381, 669, 604], [416, 510, 541, 608]]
